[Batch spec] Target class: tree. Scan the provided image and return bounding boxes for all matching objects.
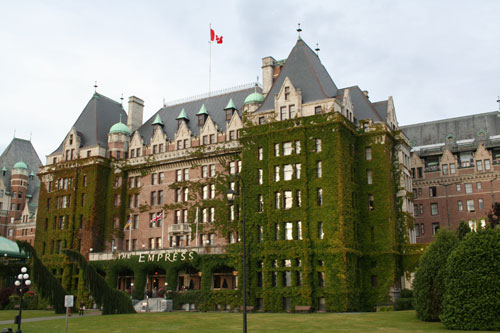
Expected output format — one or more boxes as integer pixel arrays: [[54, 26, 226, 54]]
[[456, 220, 471, 240], [412, 229, 458, 321], [441, 228, 500, 330], [487, 202, 500, 228]]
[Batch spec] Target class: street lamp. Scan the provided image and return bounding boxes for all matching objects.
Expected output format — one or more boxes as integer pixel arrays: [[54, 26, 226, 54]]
[[226, 187, 247, 333], [14, 266, 31, 333]]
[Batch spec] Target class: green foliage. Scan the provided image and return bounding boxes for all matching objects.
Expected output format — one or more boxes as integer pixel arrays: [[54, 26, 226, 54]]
[[394, 289, 413, 311], [63, 249, 135, 315], [412, 229, 457, 321], [441, 228, 500, 330], [17, 241, 67, 314], [456, 220, 471, 240]]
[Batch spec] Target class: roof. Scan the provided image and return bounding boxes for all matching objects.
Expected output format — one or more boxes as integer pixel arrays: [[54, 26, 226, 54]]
[[13, 161, 28, 170], [109, 121, 131, 135], [52, 93, 127, 154], [0, 138, 42, 196], [401, 111, 500, 147], [152, 114, 164, 126], [137, 87, 255, 143], [335, 86, 385, 123], [258, 38, 338, 112], [0, 236, 26, 258]]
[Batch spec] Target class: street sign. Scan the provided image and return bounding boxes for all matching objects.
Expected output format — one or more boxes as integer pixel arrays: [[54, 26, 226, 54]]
[[65, 295, 74, 308]]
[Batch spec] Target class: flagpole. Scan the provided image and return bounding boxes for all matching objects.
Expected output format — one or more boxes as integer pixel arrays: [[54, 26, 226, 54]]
[[195, 207, 199, 247], [161, 210, 165, 249], [209, 23, 212, 96]]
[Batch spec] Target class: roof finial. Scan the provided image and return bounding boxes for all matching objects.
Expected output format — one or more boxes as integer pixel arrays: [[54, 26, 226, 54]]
[[94, 81, 98, 93], [315, 43, 320, 55], [297, 23, 302, 39], [119, 114, 123, 123], [29, 131, 32, 141], [120, 93, 124, 106], [497, 96, 500, 113], [13, 129, 16, 138], [163, 98, 166, 107]]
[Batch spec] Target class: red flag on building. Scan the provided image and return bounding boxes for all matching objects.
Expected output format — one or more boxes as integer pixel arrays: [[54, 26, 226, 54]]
[[210, 27, 223, 44]]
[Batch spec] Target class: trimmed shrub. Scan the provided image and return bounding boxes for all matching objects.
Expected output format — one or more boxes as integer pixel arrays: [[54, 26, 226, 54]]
[[394, 289, 413, 311], [412, 229, 458, 321], [441, 228, 500, 330]]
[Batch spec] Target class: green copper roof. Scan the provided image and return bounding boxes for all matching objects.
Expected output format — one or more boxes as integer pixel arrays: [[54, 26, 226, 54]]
[[109, 115, 131, 135], [2, 166, 6, 172], [152, 114, 164, 126], [224, 98, 236, 110], [197, 104, 208, 115], [244, 89, 265, 105], [0, 236, 26, 258], [13, 161, 28, 170], [176, 109, 189, 120]]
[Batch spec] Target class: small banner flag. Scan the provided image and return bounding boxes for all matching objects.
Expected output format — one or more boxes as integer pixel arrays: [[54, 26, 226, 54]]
[[210, 28, 223, 44], [150, 213, 162, 227], [123, 220, 131, 230]]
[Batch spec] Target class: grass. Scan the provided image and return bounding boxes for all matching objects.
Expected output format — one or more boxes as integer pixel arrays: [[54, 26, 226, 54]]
[[0, 310, 492, 332], [0, 309, 62, 321]]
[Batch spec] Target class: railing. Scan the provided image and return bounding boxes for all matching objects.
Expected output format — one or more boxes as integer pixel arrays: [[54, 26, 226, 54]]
[[168, 223, 192, 233], [493, 158, 500, 165], [458, 160, 474, 169], [424, 165, 440, 172]]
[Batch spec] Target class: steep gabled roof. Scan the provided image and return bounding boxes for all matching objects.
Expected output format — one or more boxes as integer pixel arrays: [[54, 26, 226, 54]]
[[137, 87, 255, 144], [52, 93, 127, 154], [0, 138, 42, 195], [335, 86, 385, 123], [258, 38, 338, 112]]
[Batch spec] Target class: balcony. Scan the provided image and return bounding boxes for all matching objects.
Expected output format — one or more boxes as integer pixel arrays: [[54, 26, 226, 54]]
[[168, 223, 192, 234], [424, 165, 440, 173]]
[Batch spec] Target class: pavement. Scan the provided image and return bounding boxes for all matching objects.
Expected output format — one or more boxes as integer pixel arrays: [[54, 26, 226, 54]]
[[0, 310, 101, 326]]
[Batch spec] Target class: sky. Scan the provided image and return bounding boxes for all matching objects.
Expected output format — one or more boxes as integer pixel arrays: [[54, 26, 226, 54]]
[[1, 0, 500, 162]]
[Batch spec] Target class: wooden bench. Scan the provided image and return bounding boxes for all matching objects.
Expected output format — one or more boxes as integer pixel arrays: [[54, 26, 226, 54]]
[[294, 305, 311, 312]]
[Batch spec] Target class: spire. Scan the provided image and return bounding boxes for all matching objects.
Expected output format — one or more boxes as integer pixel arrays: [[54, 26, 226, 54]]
[[152, 114, 164, 126], [197, 104, 209, 115], [224, 99, 236, 110], [297, 23, 302, 40], [176, 108, 189, 120]]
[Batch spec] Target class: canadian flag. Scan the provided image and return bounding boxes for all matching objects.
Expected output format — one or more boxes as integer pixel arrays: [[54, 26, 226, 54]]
[[210, 28, 223, 44]]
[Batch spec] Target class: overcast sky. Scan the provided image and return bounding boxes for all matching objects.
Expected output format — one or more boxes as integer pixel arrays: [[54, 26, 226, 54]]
[[1, 0, 500, 162]]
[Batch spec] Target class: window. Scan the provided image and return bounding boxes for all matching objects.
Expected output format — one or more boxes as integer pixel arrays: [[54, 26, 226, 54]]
[[317, 188, 323, 206], [283, 191, 293, 209], [210, 184, 215, 198], [465, 183, 473, 194], [229, 130, 236, 140], [283, 142, 293, 156], [284, 86, 290, 100], [411, 168, 416, 179], [315, 139, 322, 152], [176, 170, 182, 182], [202, 135, 208, 145], [274, 166, 280, 182], [485, 159, 491, 170], [258, 226, 263, 243], [258, 147, 263, 160], [476, 160, 483, 171], [202, 208, 208, 223], [419, 204, 423, 215], [315, 106, 322, 115], [275, 192, 281, 209], [295, 163, 301, 179], [420, 223, 425, 235], [295, 140, 301, 154], [152, 173, 158, 185], [229, 205, 235, 221], [285, 222, 293, 240], [414, 204, 418, 216], [467, 199, 475, 212], [432, 223, 440, 235], [366, 169, 372, 184], [457, 200, 463, 211], [175, 210, 181, 224], [478, 198, 484, 210], [202, 185, 209, 199], [202, 165, 208, 178], [318, 222, 324, 239], [429, 187, 437, 197], [417, 167, 423, 178], [430, 203, 439, 216], [442, 164, 448, 175], [210, 134, 216, 144], [295, 190, 302, 207], [275, 224, 280, 240], [183, 188, 189, 201], [152, 145, 157, 154], [317, 161, 323, 178], [456, 184, 461, 192], [368, 194, 374, 211], [158, 190, 163, 204], [297, 221, 302, 240], [450, 163, 456, 174], [258, 116, 265, 125], [274, 143, 280, 157], [258, 169, 263, 184], [258, 195, 264, 212], [280, 106, 288, 120], [175, 188, 182, 202], [476, 182, 482, 190], [365, 147, 372, 161], [229, 161, 236, 174], [318, 272, 325, 287], [150, 192, 157, 205], [284, 164, 293, 180]]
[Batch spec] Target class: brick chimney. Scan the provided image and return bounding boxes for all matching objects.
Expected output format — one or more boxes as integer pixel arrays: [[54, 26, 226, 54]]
[[127, 96, 144, 133]]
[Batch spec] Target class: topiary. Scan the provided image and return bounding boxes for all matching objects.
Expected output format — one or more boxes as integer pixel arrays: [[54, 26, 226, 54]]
[[441, 228, 500, 330], [394, 289, 413, 311], [412, 229, 458, 321]]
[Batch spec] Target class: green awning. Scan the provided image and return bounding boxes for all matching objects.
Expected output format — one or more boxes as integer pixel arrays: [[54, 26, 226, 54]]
[[0, 236, 26, 258]]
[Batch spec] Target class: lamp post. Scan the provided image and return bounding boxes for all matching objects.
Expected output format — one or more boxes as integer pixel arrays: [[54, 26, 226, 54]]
[[14, 266, 31, 333], [226, 186, 247, 333]]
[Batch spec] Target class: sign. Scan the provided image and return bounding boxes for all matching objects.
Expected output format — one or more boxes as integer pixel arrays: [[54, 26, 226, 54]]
[[65, 295, 74, 308], [117, 249, 196, 263]]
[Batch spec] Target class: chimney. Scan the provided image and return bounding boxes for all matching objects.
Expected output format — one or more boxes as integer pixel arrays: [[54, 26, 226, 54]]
[[261, 56, 275, 96], [362, 91, 369, 99], [127, 96, 144, 133]]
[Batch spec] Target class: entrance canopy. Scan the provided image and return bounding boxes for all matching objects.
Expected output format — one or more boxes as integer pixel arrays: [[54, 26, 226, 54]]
[[0, 236, 26, 258]]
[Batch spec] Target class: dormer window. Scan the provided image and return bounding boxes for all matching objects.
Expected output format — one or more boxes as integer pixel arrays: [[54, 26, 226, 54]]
[[69, 134, 73, 145], [226, 109, 233, 121], [284, 87, 290, 100], [198, 114, 206, 126]]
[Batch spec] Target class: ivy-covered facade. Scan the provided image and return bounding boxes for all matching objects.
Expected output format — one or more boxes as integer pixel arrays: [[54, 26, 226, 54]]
[[34, 38, 414, 311]]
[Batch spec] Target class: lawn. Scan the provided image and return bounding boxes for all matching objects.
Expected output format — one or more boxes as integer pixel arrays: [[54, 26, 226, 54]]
[[0, 310, 492, 332]]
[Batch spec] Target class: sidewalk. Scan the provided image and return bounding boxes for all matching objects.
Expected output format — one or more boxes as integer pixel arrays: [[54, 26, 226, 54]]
[[0, 310, 101, 325]]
